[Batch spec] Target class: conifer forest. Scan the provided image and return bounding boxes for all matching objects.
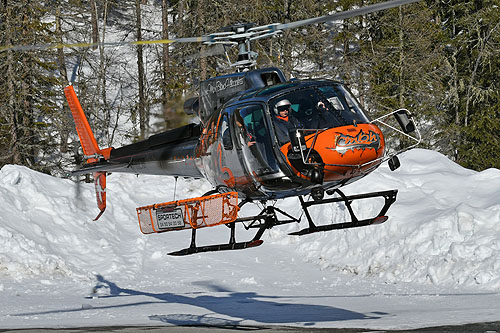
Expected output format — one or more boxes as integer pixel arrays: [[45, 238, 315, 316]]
[[0, 0, 499, 175]]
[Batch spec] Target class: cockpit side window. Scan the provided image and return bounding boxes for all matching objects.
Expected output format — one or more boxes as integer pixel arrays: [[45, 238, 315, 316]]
[[261, 72, 281, 86], [219, 113, 232, 150]]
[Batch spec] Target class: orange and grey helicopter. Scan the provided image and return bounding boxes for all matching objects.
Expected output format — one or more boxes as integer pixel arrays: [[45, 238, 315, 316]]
[[65, 0, 422, 255]]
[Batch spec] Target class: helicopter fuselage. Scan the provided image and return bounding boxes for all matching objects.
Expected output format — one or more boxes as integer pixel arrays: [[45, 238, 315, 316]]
[[194, 80, 385, 200], [75, 73, 386, 202]]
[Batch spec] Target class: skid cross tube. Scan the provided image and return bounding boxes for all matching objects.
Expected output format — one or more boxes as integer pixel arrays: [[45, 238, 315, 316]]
[[290, 189, 398, 236], [247, 206, 300, 240]]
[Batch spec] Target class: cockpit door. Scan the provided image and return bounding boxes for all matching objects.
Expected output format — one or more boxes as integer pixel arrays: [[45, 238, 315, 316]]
[[215, 111, 251, 190], [233, 104, 281, 179]]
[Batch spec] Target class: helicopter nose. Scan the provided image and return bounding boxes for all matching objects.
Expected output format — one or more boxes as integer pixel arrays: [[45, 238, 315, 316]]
[[282, 124, 385, 183], [319, 124, 385, 181]]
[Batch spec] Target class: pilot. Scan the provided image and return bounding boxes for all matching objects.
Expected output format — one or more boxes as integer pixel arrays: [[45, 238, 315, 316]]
[[273, 99, 303, 145]]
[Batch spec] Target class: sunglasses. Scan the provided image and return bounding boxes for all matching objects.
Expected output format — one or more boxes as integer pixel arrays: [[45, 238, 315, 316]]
[[277, 105, 290, 112]]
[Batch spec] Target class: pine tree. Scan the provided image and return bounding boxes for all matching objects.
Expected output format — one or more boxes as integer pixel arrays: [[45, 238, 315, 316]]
[[1, 0, 498, 173], [438, 0, 500, 170], [357, 1, 446, 151], [0, 1, 61, 173]]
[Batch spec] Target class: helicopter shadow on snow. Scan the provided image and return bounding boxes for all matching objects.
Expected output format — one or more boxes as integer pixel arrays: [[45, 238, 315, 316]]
[[89, 275, 384, 326], [10, 275, 387, 326]]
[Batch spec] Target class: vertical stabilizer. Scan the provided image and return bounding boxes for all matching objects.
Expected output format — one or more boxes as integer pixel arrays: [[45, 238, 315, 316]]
[[64, 85, 102, 163], [64, 85, 110, 220]]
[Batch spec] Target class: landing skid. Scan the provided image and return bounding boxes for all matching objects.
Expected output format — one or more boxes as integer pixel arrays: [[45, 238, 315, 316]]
[[167, 189, 397, 256], [167, 206, 299, 256], [290, 189, 397, 236], [168, 239, 264, 256]]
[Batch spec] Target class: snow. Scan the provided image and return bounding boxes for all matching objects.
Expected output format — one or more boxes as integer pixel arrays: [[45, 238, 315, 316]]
[[1, 148, 500, 330]]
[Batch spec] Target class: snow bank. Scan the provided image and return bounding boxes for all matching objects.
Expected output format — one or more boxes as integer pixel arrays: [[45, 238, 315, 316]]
[[0, 165, 211, 281], [276, 149, 500, 288], [1, 149, 500, 289]]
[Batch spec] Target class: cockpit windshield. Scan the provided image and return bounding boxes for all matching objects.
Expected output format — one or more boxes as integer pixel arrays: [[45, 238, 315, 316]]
[[269, 84, 369, 130], [318, 85, 369, 124]]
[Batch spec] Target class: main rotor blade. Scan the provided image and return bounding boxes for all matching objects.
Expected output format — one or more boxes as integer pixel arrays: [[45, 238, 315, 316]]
[[0, 37, 209, 53], [0, 0, 421, 53], [274, 0, 422, 31]]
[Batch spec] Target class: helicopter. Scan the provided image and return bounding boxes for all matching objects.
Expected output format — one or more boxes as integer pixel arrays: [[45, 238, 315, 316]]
[[64, 0, 422, 256]]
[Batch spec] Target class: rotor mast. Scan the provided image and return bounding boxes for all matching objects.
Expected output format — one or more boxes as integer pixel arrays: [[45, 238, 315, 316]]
[[226, 23, 259, 71], [205, 22, 282, 72]]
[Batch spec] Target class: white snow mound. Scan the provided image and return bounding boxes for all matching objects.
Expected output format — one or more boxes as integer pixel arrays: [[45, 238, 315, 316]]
[[278, 149, 500, 288], [1, 149, 499, 289]]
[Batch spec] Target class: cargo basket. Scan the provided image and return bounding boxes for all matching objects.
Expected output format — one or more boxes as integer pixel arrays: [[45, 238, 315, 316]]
[[136, 192, 239, 234]]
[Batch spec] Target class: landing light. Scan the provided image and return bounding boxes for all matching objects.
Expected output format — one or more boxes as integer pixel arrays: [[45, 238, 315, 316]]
[[311, 187, 325, 201], [388, 156, 400, 171]]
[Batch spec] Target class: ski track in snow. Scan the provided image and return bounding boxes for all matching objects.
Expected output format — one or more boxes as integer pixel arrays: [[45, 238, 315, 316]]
[[1, 148, 500, 329]]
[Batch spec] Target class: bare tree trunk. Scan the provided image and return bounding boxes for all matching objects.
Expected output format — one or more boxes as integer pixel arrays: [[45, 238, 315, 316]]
[[398, 6, 405, 108], [99, 1, 110, 144], [357, 0, 365, 106], [449, 7, 460, 162], [135, 0, 147, 139], [282, 0, 293, 78], [90, 0, 99, 50], [196, 0, 207, 81], [21, 9, 34, 166], [177, 0, 185, 31], [56, 5, 71, 154], [5, 4, 21, 164], [56, 7, 68, 85], [162, 0, 170, 116]]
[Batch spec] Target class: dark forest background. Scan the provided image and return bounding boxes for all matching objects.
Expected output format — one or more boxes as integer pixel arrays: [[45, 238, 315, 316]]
[[0, 0, 499, 175]]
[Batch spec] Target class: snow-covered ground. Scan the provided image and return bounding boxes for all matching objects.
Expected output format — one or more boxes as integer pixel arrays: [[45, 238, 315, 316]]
[[1, 148, 500, 330]]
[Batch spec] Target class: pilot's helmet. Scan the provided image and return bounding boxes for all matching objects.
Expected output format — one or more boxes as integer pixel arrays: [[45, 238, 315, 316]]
[[274, 99, 291, 114]]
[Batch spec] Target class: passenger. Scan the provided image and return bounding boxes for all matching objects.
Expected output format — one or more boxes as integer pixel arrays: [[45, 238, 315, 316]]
[[273, 99, 303, 145], [316, 100, 342, 128], [235, 117, 256, 147]]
